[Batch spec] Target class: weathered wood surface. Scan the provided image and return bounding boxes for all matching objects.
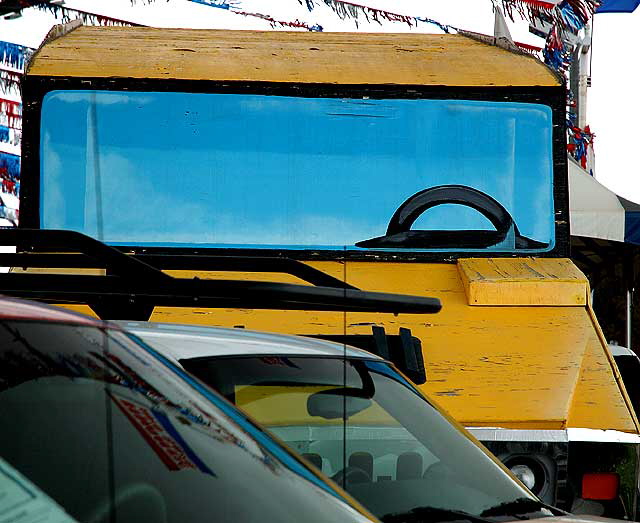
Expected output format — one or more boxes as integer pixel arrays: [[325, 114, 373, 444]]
[[29, 27, 560, 87], [458, 257, 588, 306]]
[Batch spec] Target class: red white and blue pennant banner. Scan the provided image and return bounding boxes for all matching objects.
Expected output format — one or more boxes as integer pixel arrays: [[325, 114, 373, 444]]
[[1, 42, 33, 94], [500, 0, 601, 71], [0, 41, 33, 70], [299, 0, 456, 32], [0, 111, 21, 146]]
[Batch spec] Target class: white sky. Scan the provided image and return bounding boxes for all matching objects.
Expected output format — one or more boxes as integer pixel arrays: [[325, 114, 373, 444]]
[[1, 0, 639, 200]]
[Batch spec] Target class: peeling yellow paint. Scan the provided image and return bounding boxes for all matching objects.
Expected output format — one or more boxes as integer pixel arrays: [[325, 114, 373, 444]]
[[53, 257, 637, 434]]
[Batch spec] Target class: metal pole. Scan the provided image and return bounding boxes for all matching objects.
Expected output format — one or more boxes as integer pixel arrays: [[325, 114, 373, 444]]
[[628, 288, 633, 349]]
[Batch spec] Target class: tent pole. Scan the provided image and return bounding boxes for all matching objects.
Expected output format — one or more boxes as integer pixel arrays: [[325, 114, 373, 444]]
[[627, 289, 632, 349]]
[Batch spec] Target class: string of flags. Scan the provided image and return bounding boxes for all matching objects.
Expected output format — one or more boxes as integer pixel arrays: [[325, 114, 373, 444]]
[[33, 4, 143, 26], [0, 41, 33, 70], [1, 42, 34, 95], [35, 0, 323, 32], [1, 44, 27, 147], [298, 0, 458, 31], [567, 124, 594, 169], [314, 0, 416, 27], [500, 0, 601, 71], [566, 92, 594, 168], [233, 10, 322, 31], [0, 70, 21, 95], [0, 41, 24, 206], [0, 152, 20, 184], [189, 0, 238, 8]]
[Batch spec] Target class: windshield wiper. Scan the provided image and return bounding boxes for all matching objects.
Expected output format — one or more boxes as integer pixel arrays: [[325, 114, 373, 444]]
[[382, 506, 493, 523], [480, 497, 564, 519]]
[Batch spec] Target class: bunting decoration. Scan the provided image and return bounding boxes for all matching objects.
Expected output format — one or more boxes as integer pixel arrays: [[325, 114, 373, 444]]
[[189, 0, 238, 8], [0, 152, 20, 197], [0, 126, 21, 147], [0, 70, 21, 95], [416, 17, 455, 34], [1, 0, 236, 16], [0, 98, 21, 129], [502, 0, 600, 30], [319, 0, 415, 27], [299, 0, 457, 31], [0, 42, 33, 71], [1, 41, 32, 97], [566, 91, 594, 169], [33, 4, 143, 26], [514, 40, 543, 56], [542, 24, 572, 70], [0, 42, 25, 214], [567, 124, 594, 169], [34, 1, 327, 32], [233, 10, 323, 31], [500, 0, 600, 71], [0, 153, 20, 179]]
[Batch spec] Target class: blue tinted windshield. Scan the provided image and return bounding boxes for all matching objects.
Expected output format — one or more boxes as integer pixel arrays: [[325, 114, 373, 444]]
[[40, 91, 554, 253]]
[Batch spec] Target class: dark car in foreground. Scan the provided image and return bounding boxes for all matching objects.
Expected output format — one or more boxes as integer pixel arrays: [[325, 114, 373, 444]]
[[0, 297, 376, 523]]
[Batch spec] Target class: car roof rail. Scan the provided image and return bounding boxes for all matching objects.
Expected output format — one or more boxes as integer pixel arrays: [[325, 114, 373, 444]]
[[0, 228, 442, 320]]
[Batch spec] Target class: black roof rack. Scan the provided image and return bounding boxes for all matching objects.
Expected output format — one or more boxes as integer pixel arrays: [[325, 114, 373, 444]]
[[0, 229, 441, 320]]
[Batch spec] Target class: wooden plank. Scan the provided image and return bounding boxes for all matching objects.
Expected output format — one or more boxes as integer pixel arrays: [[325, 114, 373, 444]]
[[458, 258, 588, 306], [28, 26, 560, 87]]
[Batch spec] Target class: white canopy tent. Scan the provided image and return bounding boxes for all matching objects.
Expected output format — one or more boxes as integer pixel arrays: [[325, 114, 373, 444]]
[[569, 157, 626, 242]]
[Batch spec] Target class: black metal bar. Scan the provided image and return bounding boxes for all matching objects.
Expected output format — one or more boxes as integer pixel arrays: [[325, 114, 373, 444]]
[[0, 272, 441, 316], [132, 254, 357, 290], [0, 229, 171, 283], [0, 253, 98, 268], [0, 229, 356, 289], [0, 228, 441, 318]]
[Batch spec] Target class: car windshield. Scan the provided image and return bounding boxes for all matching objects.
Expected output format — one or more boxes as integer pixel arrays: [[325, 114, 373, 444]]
[[180, 355, 550, 522], [0, 320, 373, 523], [40, 90, 554, 254]]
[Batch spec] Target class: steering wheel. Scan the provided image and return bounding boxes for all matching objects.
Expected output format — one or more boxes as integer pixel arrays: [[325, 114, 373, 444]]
[[331, 466, 372, 485], [356, 185, 546, 250]]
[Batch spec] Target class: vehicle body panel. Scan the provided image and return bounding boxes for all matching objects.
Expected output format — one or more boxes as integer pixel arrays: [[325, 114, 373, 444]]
[[117, 260, 637, 433]]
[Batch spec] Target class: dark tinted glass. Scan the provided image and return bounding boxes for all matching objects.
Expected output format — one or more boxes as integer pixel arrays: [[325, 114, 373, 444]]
[[0, 321, 371, 523], [183, 356, 539, 521], [614, 354, 640, 416]]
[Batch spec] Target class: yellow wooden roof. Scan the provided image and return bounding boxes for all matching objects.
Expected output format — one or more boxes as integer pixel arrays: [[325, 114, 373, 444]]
[[28, 26, 560, 87]]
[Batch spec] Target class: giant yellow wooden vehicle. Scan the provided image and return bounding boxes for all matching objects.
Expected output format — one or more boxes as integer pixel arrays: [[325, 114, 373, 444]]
[[8, 23, 640, 518]]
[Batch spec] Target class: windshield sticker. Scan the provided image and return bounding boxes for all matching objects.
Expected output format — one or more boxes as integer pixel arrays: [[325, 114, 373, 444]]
[[260, 356, 300, 368], [0, 458, 79, 523], [110, 394, 216, 476]]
